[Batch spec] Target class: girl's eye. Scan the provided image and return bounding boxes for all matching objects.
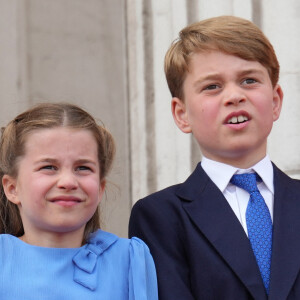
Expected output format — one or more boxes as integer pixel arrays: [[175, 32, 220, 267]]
[[243, 78, 257, 85], [76, 166, 92, 172], [41, 165, 57, 170]]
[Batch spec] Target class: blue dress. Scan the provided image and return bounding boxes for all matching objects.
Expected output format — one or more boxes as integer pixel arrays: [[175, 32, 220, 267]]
[[0, 230, 158, 299]]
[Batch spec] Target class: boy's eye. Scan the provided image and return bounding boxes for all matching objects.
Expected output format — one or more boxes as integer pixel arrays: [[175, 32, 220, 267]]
[[243, 78, 257, 85], [204, 84, 219, 90]]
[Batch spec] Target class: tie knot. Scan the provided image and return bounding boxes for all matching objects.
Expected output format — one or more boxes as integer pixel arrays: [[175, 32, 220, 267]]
[[230, 173, 261, 194]]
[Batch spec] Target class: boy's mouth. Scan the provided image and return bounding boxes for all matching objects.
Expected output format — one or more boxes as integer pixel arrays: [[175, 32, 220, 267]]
[[227, 115, 249, 124], [225, 111, 250, 125]]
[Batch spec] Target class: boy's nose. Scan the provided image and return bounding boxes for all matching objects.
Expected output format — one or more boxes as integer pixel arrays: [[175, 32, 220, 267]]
[[57, 171, 78, 190], [224, 86, 246, 106]]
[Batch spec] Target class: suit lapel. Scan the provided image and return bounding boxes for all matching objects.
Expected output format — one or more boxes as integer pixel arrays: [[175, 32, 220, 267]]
[[177, 164, 267, 299], [269, 164, 300, 300]]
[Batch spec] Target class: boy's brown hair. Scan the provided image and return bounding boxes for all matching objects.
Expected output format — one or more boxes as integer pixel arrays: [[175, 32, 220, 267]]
[[165, 15, 280, 100], [0, 103, 115, 244]]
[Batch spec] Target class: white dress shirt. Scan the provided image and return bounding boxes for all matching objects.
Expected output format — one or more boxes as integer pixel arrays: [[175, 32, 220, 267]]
[[201, 155, 274, 236]]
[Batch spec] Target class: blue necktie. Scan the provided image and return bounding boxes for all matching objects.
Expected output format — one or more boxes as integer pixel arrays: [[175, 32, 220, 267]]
[[230, 173, 272, 294]]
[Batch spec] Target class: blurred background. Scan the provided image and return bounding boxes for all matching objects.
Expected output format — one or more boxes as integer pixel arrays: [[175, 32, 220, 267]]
[[1, 0, 299, 237]]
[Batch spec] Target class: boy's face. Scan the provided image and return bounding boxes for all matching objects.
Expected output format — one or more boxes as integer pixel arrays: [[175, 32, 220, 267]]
[[172, 51, 283, 168]]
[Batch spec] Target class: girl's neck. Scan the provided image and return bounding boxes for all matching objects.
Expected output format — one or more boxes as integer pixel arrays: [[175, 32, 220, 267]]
[[20, 229, 85, 248]]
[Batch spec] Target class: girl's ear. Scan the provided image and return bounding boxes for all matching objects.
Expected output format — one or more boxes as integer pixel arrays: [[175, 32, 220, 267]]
[[98, 179, 106, 204], [2, 175, 20, 205], [171, 97, 192, 133]]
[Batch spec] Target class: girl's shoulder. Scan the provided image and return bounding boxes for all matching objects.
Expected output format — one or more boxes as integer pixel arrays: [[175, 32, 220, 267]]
[[0, 233, 17, 240], [85, 229, 150, 254], [72, 230, 156, 292], [0, 234, 20, 247]]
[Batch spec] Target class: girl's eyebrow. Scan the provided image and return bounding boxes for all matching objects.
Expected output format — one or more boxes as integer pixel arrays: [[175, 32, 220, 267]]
[[75, 159, 97, 166], [34, 158, 97, 165], [34, 158, 58, 164]]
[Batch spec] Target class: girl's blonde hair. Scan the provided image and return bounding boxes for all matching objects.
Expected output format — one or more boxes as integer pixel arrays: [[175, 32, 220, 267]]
[[0, 103, 115, 243]]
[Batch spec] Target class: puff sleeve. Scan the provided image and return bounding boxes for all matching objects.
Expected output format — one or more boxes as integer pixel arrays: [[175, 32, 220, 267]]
[[128, 237, 158, 300]]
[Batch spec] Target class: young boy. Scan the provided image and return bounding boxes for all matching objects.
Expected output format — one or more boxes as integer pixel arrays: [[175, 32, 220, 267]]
[[129, 16, 300, 300]]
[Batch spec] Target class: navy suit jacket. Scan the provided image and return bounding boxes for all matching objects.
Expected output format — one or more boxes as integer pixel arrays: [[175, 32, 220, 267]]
[[129, 163, 300, 300]]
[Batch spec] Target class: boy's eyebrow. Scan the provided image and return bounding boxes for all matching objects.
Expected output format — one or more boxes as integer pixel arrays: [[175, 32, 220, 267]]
[[237, 68, 265, 77], [193, 68, 265, 87], [192, 73, 222, 88]]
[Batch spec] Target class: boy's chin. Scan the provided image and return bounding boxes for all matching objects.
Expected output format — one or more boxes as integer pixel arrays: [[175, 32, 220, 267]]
[[205, 147, 267, 168]]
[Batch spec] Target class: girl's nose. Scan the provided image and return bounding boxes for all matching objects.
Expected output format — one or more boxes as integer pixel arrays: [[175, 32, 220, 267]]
[[57, 171, 78, 190]]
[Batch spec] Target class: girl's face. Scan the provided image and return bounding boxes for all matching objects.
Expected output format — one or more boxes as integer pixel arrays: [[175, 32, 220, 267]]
[[3, 127, 104, 247]]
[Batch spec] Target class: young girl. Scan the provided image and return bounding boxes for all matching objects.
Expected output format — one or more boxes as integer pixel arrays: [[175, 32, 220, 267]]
[[0, 103, 158, 299]]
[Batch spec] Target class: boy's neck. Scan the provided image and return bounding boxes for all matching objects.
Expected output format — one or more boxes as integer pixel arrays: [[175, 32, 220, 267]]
[[202, 153, 267, 169]]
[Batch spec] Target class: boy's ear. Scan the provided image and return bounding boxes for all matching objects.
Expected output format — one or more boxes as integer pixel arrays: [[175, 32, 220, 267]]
[[272, 84, 284, 121], [2, 175, 20, 205], [171, 97, 192, 133]]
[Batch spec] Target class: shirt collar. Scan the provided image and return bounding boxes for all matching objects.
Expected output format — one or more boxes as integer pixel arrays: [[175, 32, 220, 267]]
[[201, 155, 274, 194]]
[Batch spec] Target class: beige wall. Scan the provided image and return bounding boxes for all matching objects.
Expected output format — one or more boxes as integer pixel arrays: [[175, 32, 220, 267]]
[[0, 0, 130, 237], [1, 0, 300, 237], [128, 0, 300, 203]]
